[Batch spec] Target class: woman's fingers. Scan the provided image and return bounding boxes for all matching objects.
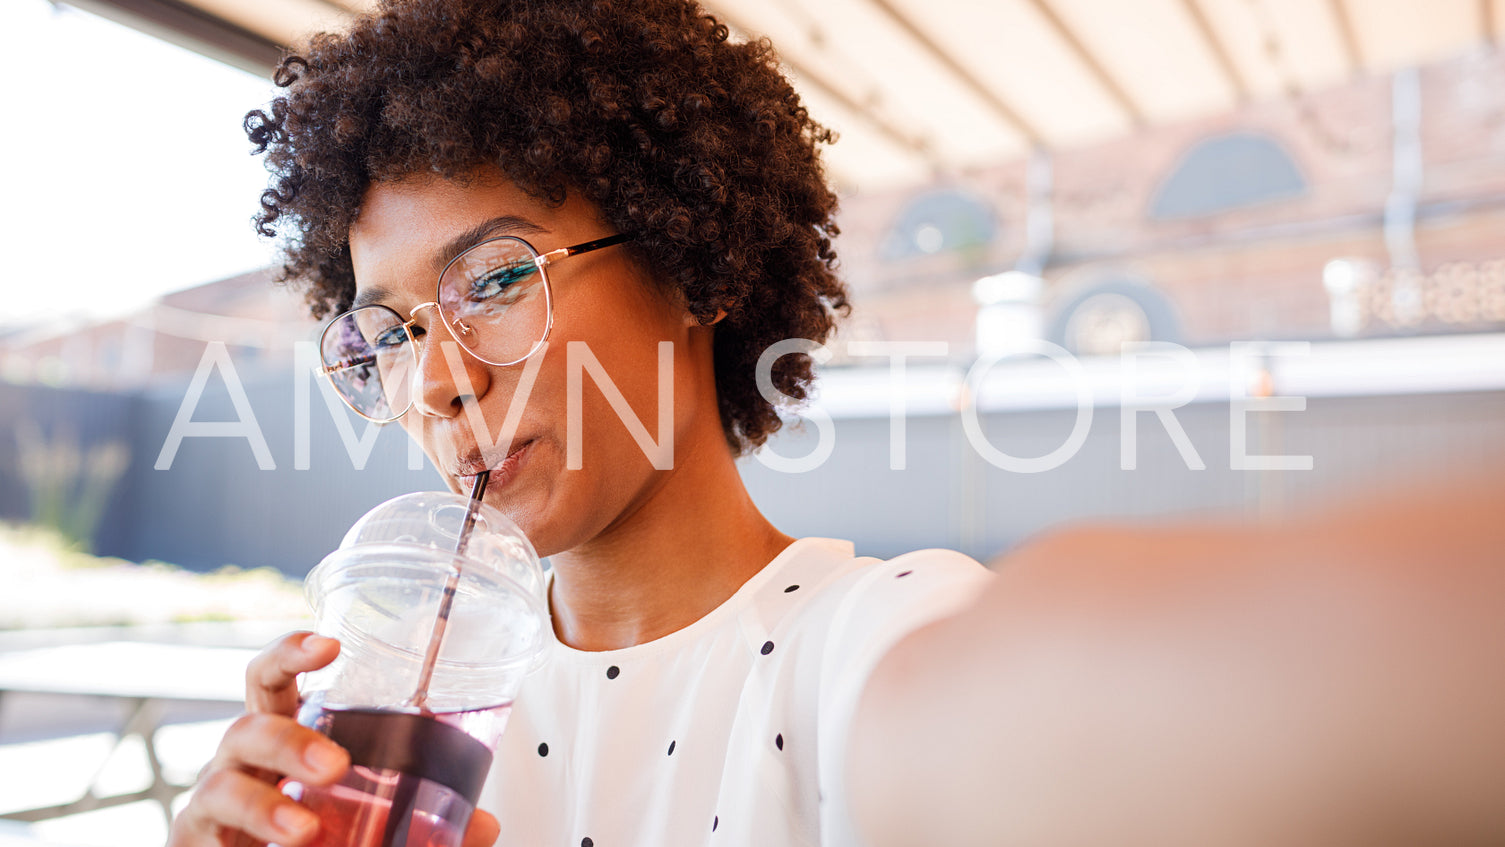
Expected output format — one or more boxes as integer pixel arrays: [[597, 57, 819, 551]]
[[169, 711, 347, 847], [170, 634, 346, 847], [209, 712, 349, 786], [463, 809, 501, 847], [246, 631, 340, 715], [172, 767, 321, 847]]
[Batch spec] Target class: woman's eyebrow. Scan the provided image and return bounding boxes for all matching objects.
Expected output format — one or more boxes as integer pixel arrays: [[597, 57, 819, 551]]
[[432, 215, 549, 272], [351, 286, 392, 310], [348, 216, 550, 309]]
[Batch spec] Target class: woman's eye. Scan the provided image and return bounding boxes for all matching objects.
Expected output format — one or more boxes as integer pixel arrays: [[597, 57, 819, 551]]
[[372, 326, 410, 349], [468, 262, 536, 300]]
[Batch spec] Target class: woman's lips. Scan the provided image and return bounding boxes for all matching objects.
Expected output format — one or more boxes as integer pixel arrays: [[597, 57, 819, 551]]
[[456, 439, 534, 490]]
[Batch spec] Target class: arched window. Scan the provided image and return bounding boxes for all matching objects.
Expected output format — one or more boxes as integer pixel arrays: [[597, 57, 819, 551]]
[[880, 188, 997, 260], [1150, 132, 1306, 219]]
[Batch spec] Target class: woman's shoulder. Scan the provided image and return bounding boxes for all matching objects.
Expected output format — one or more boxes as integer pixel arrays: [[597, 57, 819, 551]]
[[780, 537, 990, 591], [767, 538, 992, 638]]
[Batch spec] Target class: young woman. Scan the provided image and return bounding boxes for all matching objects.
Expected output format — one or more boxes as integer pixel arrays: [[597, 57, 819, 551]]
[[168, 1, 1505, 845], [169, 1, 988, 845]]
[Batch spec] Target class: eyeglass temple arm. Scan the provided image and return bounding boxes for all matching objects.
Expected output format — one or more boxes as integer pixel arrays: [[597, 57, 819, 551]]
[[535, 231, 636, 267]]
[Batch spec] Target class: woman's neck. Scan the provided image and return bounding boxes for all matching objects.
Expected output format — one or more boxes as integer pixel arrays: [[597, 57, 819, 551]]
[[545, 427, 793, 652]]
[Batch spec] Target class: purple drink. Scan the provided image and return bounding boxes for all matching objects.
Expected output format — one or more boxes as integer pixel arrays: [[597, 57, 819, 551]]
[[283, 701, 512, 847]]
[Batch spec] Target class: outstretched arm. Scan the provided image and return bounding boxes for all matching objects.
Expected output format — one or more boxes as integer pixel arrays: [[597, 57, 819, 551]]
[[849, 468, 1505, 847]]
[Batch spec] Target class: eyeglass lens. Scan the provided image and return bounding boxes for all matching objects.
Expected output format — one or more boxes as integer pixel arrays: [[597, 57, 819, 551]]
[[320, 306, 417, 421], [436, 236, 550, 366]]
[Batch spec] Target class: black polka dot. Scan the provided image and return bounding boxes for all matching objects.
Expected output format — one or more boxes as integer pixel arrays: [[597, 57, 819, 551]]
[[606, 665, 620, 679], [760, 640, 775, 655], [581, 839, 593, 847], [784, 584, 799, 593], [667, 740, 676, 756], [775, 733, 784, 750], [896, 569, 913, 578], [537, 742, 549, 757], [712, 816, 718, 832]]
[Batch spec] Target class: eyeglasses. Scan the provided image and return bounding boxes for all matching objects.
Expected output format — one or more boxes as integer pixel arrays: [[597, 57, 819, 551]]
[[318, 231, 634, 422]]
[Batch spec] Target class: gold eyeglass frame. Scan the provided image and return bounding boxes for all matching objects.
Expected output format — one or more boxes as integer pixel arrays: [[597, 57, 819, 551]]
[[318, 231, 635, 422]]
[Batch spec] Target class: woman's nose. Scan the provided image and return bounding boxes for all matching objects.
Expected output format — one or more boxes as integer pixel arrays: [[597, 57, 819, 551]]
[[410, 315, 493, 418]]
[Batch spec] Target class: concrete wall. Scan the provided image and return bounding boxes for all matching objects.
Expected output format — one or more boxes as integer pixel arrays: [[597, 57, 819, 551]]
[[741, 389, 1505, 562], [4, 357, 1501, 574], [0, 365, 440, 574]]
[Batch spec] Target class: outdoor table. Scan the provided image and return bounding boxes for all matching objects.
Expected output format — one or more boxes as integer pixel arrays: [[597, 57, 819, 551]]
[[0, 641, 256, 825]]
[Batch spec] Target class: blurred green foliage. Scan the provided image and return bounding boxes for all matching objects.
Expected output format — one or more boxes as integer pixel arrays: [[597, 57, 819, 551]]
[[14, 421, 130, 553]]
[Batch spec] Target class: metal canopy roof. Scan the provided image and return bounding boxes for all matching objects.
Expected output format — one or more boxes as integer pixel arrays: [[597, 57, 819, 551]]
[[69, 0, 1500, 193]]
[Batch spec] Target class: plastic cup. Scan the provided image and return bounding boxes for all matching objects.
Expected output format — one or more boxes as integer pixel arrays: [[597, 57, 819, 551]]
[[279, 491, 548, 847]]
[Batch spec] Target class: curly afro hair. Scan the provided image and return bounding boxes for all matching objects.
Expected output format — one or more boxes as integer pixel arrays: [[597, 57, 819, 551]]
[[245, 0, 849, 454]]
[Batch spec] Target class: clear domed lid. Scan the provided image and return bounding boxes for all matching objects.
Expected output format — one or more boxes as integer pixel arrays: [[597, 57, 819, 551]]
[[302, 491, 550, 710], [332, 490, 547, 601]]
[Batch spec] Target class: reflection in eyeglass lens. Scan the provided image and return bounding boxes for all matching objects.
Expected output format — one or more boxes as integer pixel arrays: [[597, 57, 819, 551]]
[[439, 239, 550, 364], [322, 307, 415, 421]]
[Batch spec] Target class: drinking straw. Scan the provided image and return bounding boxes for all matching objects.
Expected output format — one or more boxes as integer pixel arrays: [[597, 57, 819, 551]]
[[410, 471, 489, 711]]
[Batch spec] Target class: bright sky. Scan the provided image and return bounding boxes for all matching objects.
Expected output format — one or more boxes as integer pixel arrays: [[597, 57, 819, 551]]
[[0, 0, 280, 329]]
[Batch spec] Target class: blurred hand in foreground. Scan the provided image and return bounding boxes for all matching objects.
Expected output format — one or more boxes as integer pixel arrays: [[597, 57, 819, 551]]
[[851, 468, 1505, 847]]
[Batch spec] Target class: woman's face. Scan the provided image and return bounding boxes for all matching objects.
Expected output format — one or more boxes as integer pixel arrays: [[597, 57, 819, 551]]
[[347, 167, 721, 557]]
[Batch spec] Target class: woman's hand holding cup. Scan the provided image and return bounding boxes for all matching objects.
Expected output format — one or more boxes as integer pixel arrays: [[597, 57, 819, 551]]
[[168, 632, 349, 846], [168, 630, 502, 846]]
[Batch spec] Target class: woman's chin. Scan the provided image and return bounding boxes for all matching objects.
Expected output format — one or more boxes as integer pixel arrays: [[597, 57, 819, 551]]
[[489, 499, 563, 558]]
